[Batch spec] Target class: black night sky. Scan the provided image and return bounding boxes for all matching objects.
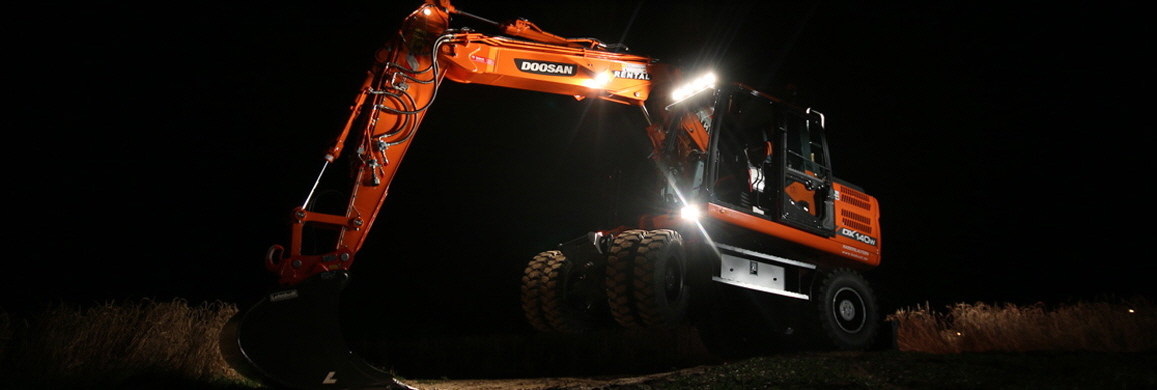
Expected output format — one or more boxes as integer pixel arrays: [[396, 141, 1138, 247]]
[[7, 0, 1152, 338]]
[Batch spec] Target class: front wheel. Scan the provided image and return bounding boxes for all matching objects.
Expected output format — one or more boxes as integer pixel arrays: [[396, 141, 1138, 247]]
[[632, 229, 690, 329], [813, 268, 880, 350]]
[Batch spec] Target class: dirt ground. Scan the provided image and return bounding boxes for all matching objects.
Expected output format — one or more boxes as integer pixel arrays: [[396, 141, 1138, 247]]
[[395, 350, 1157, 390], [402, 366, 708, 390]]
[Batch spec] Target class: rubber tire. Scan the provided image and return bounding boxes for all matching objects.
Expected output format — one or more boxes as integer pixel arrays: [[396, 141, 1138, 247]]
[[605, 229, 649, 329], [813, 268, 879, 350], [520, 251, 554, 333], [539, 248, 601, 330], [632, 229, 690, 329]]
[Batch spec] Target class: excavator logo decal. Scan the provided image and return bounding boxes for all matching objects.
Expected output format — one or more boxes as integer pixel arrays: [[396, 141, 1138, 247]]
[[614, 63, 651, 80], [515, 59, 576, 76], [269, 289, 298, 302], [470, 55, 495, 66], [839, 227, 878, 246], [613, 69, 650, 80]]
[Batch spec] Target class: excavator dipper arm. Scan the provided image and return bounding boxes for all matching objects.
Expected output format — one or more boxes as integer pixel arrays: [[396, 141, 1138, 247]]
[[221, 2, 662, 389]]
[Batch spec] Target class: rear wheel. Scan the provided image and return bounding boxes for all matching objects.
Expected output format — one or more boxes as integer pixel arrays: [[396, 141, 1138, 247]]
[[520, 252, 553, 333], [521, 250, 604, 333], [813, 268, 879, 350]]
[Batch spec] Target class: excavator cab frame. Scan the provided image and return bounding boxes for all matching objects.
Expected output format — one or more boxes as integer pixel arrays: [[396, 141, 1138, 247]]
[[650, 82, 878, 266], [697, 83, 837, 237]]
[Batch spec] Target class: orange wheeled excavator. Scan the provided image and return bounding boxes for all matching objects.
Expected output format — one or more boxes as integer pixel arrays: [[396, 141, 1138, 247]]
[[220, 1, 883, 389]]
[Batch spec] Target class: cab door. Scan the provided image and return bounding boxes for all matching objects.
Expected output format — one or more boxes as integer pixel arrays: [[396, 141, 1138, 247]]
[[699, 85, 835, 237], [776, 110, 835, 236]]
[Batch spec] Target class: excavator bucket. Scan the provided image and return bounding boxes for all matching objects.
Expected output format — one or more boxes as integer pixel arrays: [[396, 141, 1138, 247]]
[[220, 271, 413, 390]]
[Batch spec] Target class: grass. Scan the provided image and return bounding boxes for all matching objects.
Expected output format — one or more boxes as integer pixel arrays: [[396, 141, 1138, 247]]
[[0, 296, 1154, 389], [0, 299, 254, 389], [888, 296, 1156, 353]]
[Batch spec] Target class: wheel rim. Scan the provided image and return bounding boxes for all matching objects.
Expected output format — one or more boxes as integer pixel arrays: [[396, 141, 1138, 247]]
[[832, 286, 865, 333], [565, 261, 599, 313], [663, 255, 685, 301]]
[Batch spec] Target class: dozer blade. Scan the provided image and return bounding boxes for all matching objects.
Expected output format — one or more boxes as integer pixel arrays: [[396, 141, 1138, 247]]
[[220, 270, 413, 390]]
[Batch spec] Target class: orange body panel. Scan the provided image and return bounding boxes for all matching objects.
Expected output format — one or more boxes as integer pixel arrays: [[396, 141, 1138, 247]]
[[437, 33, 658, 105], [703, 186, 881, 269], [831, 182, 882, 265]]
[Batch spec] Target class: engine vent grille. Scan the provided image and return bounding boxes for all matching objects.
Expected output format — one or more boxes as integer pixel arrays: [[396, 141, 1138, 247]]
[[838, 185, 872, 210], [841, 209, 873, 234]]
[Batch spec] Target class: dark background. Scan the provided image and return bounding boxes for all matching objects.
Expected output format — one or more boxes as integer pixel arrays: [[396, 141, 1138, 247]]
[[8, 0, 1151, 338]]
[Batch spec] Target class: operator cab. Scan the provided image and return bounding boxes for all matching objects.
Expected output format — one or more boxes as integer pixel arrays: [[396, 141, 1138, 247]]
[[661, 83, 836, 237]]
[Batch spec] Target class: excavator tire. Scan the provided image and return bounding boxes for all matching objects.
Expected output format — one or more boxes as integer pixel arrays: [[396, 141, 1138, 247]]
[[520, 251, 554, 333], [534, 251, 583, 333], [522, 250, 605, 333], [605, 229, 649, 328], [813, 268, 880, 350], [632, 229, 689, 329]]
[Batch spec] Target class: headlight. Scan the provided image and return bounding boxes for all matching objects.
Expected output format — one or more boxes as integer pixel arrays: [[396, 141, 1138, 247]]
[[671, 72, 716, 102], [680, 204, 701, 220], [584, 71, 614, 89]]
